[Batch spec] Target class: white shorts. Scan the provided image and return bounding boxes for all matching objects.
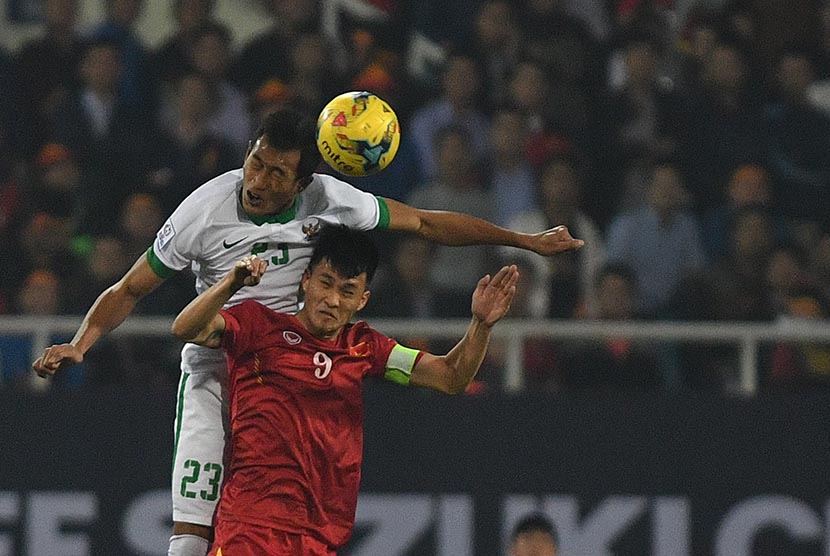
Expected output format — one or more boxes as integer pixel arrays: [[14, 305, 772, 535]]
[[171, 352, 229, 526]]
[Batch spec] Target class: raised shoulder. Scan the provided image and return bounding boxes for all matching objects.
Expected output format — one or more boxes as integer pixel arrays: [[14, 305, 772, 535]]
[[297, 173, 380, 230], [177, 169, 243, 215]]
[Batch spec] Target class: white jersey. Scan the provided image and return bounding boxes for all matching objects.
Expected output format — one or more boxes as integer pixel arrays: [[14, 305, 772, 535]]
[[150, 169, 388, 373]]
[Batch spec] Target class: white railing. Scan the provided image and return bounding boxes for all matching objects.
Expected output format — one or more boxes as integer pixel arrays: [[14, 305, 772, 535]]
[[2, 316, 830, 394]]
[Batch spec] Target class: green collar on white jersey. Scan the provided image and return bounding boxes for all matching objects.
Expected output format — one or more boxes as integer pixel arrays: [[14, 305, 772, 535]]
[[244, 198, 298, 226]]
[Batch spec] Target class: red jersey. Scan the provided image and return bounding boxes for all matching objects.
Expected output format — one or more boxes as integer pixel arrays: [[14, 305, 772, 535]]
[[217, 300, 418, 548]]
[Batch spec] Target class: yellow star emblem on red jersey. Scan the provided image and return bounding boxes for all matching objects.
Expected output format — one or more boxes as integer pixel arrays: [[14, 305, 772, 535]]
[[349, 342, 370, 357]]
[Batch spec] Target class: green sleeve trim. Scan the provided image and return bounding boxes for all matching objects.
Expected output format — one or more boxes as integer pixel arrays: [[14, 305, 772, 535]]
[[375, 196, 390, 230], [146, 246, 176, 279], [383, 344, 419, 386]]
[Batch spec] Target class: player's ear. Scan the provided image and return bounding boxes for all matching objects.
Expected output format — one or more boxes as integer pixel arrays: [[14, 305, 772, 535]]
[[356, 289, 370, 312], [300, 269, 310, 293]]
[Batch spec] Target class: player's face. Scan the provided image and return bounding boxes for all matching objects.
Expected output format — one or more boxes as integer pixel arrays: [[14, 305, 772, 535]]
[[241, 137, 304, 217], [298, 260, 370, 340]]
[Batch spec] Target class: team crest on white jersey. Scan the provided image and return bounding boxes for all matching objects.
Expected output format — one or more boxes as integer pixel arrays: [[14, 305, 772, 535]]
[[157, 219, 176, 249], [302, 218, 321, 239], [283, 331, 302, 345]]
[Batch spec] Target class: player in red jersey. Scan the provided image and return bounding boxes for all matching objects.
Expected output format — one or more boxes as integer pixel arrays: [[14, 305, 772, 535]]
[[172, 224, 518, 555]]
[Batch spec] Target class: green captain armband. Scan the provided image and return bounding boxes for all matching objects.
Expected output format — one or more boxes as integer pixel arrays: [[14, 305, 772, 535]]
[[383, 344, 420, 386], [146, 246, 176, 279]]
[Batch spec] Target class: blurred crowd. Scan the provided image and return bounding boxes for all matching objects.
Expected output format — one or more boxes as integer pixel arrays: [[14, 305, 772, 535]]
[[1, 0, 830, 393]]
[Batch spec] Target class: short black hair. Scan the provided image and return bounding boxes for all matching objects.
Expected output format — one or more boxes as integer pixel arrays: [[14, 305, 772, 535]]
[[309, 225, 379, 284], [255, 106, 322, 179], [512, 512, 558, 545]]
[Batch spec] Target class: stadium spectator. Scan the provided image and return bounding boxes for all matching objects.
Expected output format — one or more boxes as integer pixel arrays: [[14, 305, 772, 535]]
[[700, 163, 771, 256], [89, 0, 155, 113], [520, 0, 602, 151], [0, 59, 24, 240], [487, 106, 537, 228], [513, 261, 566, 393], [681, 41, 766, 212], [705, 205, 777, 322], [409, 53, 490, 180], [118, 192, 165, 261], [509, 512, 558, 556], [148, 71, 238, 213], [118, 192, 195, 314], [558, 262, 661, 391], [248, 78, 296, 126], [11, 269, 86, 388], [505, 155, 605, 318], [286, 32, 340, 112], [27, 143, 85, 232], [471, 0, 523, 110], [673, 10, 721, 95], [230, 0, 321, 94], [407, 125, 495, 317], [359, 236, 438, 320], [151, 0, 218, 87], [66, 235, 131, 314], [506, 58, 582, 177], [763, 48, 830, 229], [186, 21, 252, 156], [14, 0, 84, 153], [321, 3, 407, 115], [0, 165, 21, 313], [17, 212, 79, 285], [16, 269, 63, 316], [521, 0, 602, 89], [606, 161, 705, 317], [49, 38, 154, 234], [670, 204, 777, 390], [766, 243, 812, 317], [765, 283, 830, 389], [62, 233, 182, 387], [600, 30, 688, 209]]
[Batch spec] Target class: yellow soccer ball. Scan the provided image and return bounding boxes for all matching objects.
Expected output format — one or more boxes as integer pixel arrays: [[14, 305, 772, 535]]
[[316, 91, 401, 176]]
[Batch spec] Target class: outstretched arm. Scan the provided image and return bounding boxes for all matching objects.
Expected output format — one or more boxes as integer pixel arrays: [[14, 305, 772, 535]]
[[409, 265, 519, 394], [32, 255, 166, 378], [172, 256, 268, 348], [383, 197, 583, 255]]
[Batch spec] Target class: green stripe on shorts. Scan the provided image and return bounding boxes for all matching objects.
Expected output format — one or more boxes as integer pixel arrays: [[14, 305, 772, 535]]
[[171, 372, 190, 473]]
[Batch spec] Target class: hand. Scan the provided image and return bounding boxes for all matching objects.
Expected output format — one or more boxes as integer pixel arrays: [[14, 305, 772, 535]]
[[529, 225, 584, 256], [471, 265, 519, 327], [32, 344, 84, 378], [229, 256, 268, 290]]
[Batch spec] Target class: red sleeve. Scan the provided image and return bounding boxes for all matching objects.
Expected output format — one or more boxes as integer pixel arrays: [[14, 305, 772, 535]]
[[220, 300, 267, 358], [365, 326, 399, 378]]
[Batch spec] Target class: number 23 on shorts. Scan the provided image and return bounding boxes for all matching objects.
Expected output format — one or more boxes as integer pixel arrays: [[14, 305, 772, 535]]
[[180, 459, 223, 501]]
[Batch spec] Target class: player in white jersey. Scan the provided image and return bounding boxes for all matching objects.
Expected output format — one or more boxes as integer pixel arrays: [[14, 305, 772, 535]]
[[32, 107, 584, 556]]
